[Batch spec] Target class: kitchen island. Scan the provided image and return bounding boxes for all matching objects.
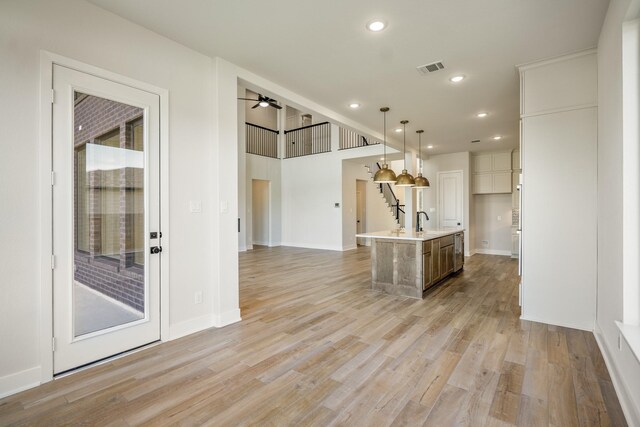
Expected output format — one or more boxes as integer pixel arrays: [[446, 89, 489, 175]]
[[356, 228, 465, 299]]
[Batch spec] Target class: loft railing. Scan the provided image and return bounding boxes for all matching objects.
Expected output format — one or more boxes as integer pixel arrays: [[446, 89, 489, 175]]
[[339, 128, 381, 150], [284, 122, 331, 159], [371, 162, 405, 226], [246, 122, 279, 159]]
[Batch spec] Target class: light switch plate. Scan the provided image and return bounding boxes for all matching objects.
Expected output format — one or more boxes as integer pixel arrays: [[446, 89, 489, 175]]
[[429, 208, 436, 213], [220, 201, 228, 213], [189, 200, 202, 213]]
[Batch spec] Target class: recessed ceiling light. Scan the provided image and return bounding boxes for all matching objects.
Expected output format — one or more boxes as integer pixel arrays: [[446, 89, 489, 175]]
[[493, 136, 502, 140], [427, 145, 434, 149], [394, 128, 403, 133], [477, 112, 488, 118], [450, 75, 465, 83], [366, 20, 386, 32], [349, 103, 360, 109]]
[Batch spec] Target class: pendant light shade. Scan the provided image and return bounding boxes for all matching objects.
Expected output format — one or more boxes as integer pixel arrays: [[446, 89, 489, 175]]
[[395, 120, 415, 187], [414, 129, 430, 189], [373, 107, 397, 183]]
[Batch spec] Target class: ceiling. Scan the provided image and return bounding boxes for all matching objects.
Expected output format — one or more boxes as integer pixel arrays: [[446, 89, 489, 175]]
[[88, 0, 609, 155]]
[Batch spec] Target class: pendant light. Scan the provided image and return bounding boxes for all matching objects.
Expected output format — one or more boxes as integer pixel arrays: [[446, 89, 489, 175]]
[[373, 107, 397, 183], [395, 120, 415, 187], [413, 130, 430, 189]]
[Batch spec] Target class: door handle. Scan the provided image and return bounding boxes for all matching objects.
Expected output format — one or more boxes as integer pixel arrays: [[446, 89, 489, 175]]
[[150, 246, 163, 254]]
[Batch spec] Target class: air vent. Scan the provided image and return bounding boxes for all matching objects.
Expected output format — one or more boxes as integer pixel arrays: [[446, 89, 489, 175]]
[[471, 139, 480, 144], [417, 61, 444, 75]]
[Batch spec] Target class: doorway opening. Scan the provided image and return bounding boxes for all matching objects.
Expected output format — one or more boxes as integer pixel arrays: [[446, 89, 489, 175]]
[[356, 179, 367, 246], [251, 179, 271, 246]]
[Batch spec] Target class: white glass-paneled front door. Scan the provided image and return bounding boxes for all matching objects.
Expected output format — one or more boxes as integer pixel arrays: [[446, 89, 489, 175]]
[[52, 65, 161, 374]]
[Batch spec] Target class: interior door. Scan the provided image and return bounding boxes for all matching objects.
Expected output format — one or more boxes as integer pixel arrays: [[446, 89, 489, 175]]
[[52, 65, 161, 374], [438, 170, 463, 228]]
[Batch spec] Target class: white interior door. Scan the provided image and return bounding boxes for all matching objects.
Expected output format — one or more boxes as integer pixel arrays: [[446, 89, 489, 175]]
[[52, 65, 161, 374], [438, 170, 463, 228]]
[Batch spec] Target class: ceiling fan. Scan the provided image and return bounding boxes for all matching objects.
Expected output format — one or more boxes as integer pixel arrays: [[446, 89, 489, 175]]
[[237, 94, 282, 110]]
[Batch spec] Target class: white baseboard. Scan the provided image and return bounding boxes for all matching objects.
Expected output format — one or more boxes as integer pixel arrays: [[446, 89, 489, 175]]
[[474, 248, 512, 256], [252, 240, 269, 246], [519, 314, 594, 332], [169, 313, 216, 340], [594, 324, 640, 427], [169, 308, 242, 339], [213, 308, 242, 328], [279, 242, 344, 251], [342, 244, 357, 251], [0, 366, 41, 399]]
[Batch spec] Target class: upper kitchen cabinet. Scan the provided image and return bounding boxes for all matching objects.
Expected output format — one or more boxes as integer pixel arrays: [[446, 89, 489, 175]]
[[520, 51, 597, 117], [472, 151, 513, 194]]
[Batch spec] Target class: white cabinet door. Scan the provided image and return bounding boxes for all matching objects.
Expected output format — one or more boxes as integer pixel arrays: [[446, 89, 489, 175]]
[[492, 152, 512, 172], [493, 172, 512, 193], [473, 173, 492, 194], [473, 154, 492, 173]]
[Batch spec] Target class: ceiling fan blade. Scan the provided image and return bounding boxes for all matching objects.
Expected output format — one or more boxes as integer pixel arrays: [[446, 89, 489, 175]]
[[237, 98, 260, 101], [252, 103, 260, 109], [269, 103, 283, 110]]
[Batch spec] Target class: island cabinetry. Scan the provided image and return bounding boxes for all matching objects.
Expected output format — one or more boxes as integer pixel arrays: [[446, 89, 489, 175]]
[[372, 239, 421, 298], [363, 230, 465, 299], [430, 239, 441, 284], [422, 241, 432, 291], [439, 235, 455, 277]]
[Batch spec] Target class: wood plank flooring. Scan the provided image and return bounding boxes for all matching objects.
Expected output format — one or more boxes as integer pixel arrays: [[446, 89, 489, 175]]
[[0, 246, 627, 426]]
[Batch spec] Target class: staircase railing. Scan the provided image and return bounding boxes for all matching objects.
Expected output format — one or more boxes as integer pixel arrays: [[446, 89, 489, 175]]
[[284, 122, 331, 158], [246, 122, 279, 158], [339, 128, 381, 150], [371, 162, 405, 226]]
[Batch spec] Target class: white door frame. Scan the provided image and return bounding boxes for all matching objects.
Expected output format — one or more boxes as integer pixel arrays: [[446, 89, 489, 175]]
[[436, 170, 464, 228], [39, 51, 170, 384]]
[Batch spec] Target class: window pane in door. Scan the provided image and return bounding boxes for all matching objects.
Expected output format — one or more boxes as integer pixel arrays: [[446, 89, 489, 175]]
[[73, 91, 145, 337]]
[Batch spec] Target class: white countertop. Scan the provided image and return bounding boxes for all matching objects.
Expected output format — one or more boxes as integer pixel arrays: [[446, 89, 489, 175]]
[[356, 228, 465, 241]]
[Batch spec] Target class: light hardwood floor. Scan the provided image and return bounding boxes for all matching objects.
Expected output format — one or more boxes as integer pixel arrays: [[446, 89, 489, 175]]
[[0, 247, 627, 426]]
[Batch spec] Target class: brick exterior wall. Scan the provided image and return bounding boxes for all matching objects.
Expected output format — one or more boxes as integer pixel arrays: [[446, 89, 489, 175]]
[[74, 93, 145, 312]]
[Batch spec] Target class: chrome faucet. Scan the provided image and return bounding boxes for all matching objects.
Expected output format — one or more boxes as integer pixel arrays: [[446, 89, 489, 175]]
[[416, 211, 430, 232]]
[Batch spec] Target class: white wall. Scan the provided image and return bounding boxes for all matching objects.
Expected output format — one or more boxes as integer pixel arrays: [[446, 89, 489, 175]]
[[596, 0, 640, 423], [281, 130, 390, 251], [520, 51, 598, 331], [342, 160, 400, 249], [473, 194, 512, 255], [0, 0, 239, 397], [251, 180, 270, 245], [421, 152, 473, 255]]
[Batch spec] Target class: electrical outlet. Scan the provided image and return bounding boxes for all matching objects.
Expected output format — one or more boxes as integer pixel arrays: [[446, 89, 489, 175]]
[[194, 291, 203, 304], [497, 215, 502, 221]]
